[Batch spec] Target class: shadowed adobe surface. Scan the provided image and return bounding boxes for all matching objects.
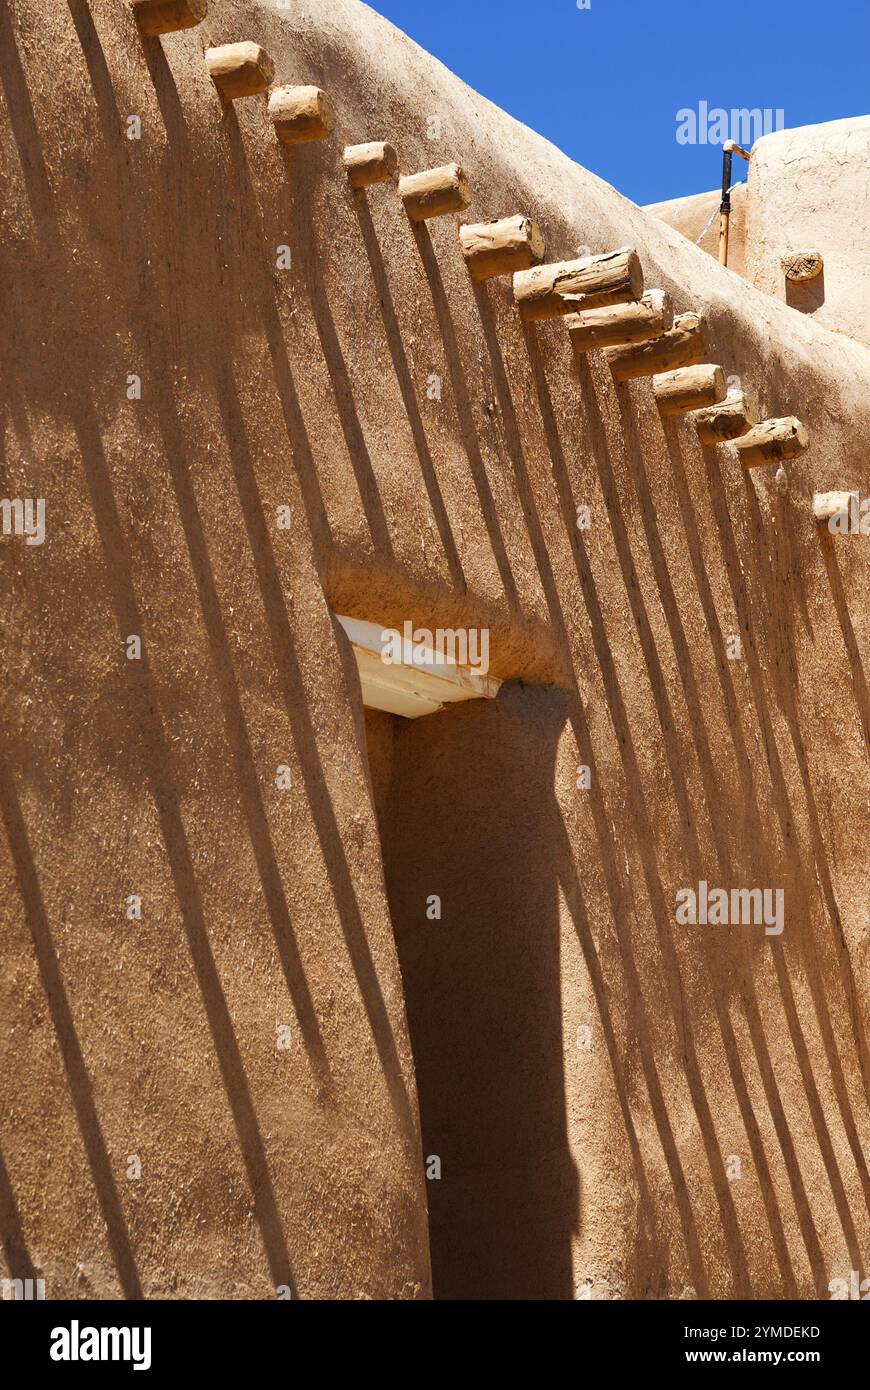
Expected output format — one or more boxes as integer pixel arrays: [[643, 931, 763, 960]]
[[1, 0, 868, 1299]]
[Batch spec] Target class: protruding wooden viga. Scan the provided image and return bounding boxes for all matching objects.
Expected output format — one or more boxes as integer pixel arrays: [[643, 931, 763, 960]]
[[268, 87, 336, 145], [132, 0, 206, 35], [782, 249, 824, 282], [605, 311, 705, 380], [813, 491, 855, 524], [513, 248, 642, 321], [399, 164, 471, 221], [460, 215, 545, 280], [733, 417, 809, 468], [566, 289, 672, 352], [343, 142, 398, 188], [653, 364, 726, 415], [692, 390, 756, 443], [205, 43, 274, 100]]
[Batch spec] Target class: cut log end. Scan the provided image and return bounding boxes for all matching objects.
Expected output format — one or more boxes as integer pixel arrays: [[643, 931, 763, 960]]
[[205, 42, 274, 100], [343, 141, 398, 188], [812, 490, 855, 524], [268, 86, 336, 146], [459, 215, 545, 280], [399, 164, 471, 221], [782, 249, 824, 282], [513, 247, 643, 321], [566, 289, 673, 352], [605, 311, 706, 380], [652, 364, 726, 416], [734, 417, 809, 468], [692, 390, 757, 444], [132, 0, 207, 36]]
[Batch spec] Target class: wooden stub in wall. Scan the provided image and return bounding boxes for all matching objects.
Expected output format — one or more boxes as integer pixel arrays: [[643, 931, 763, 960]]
[[566, 289, 673, 352], [813, 491, 855, 523], [734, 417, 809, 468], [513, 247, 643, 321], [131, 0, 207, 36], [782, 249, 824, 282], [205, 42, 275, 100], [459, 215, 545, 280], [653, 363, 726, 415], [343, 142, 398, 188], [605, 311, 706, 381], [269, 86, 336, 145], [692, 391, 757, 443], [399, 164, 471, 221]]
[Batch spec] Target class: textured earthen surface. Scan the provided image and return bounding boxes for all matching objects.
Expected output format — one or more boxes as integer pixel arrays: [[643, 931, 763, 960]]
[[2, 0, 869, 1301], [648, 117, 870, 348], [745, 117, 870, 344], [646, 184, 748, 280]]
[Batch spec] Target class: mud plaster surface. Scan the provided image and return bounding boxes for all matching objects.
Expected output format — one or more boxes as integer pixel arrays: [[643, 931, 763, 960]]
[[1, 0, 869, 1299]]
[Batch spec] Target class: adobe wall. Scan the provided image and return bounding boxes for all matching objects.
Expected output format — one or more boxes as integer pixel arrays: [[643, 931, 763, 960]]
[[645, 183, 748, 280], [745, 117, 870, 346], [647, 117, 870, 348], [1, 0, 869, 1299]]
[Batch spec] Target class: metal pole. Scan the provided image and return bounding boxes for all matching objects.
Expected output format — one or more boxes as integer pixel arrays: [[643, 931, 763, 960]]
[[718, 147, 733, 266]]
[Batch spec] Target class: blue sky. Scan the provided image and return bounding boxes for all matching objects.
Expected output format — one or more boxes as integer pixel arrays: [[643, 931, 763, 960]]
[[366, 0, 870, 205]]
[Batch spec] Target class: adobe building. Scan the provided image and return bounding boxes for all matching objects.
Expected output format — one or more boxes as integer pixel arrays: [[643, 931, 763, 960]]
[[647, 114, 870, 346], [1, 0, 868, 1300]]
